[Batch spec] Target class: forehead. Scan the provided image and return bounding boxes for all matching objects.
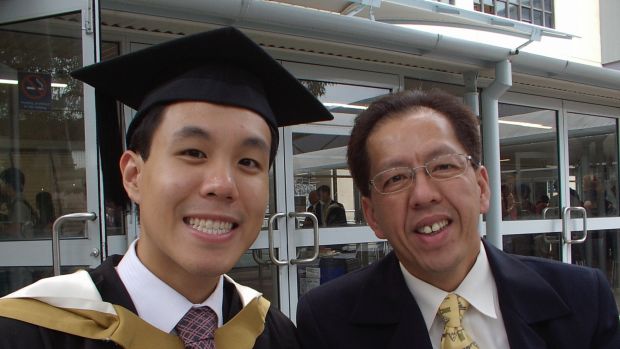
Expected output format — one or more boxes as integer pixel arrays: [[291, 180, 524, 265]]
[[366, 108, 462, 165], [154, 101, 272, 139]]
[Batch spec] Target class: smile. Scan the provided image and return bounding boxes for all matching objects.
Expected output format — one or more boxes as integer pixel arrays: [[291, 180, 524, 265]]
[[186, 217, 235, 235], [415, 219, 449, 235]]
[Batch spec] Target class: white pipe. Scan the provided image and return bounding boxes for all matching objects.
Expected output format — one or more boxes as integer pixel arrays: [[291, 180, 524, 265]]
[[481, 60, 512, 249]]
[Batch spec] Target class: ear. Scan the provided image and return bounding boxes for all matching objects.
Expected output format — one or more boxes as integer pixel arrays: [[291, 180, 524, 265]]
[[361, 195, 387, 239], [119, 150, 144, 204], [477, 165, 491, 214]]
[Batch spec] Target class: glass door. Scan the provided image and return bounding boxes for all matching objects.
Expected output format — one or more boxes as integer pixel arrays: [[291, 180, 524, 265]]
[[277, 62, 399, 318], [498, 93, 620, 310], [0, 0, 102, 295]]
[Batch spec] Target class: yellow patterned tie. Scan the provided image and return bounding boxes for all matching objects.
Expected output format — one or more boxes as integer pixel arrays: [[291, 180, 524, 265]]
[[438, 294, 480, 349]]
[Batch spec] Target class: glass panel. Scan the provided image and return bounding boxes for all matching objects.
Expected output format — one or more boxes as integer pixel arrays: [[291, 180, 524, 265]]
[[294, 81, 390, 228], [297, 242, 391, 297], [496, 1, 507, 17], [571, 229, 620, 311], [567, 114, 619, 218], [502, 232, 561, 260], [228, 249, 280, 307], [293, 132, 354, 227], [508, 4, 519, 19], [533, 9, 543, 25], [522, 7, 531, 22], [0, 15, 89, 240], [533, 0, 542, 9], [543, 0, 552, 11], [499, 104, 558, 220], [522, 0, 531, 6], [0, 265, 82, 296], [544, 12, 553, 28]]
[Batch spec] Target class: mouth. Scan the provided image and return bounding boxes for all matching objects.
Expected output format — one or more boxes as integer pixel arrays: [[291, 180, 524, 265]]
[[415, 219, 449, 235], [185, 217, 238, 235]]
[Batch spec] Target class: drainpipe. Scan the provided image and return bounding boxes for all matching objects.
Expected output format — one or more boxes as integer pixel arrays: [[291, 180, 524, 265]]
[[481, 59, 512, 249]]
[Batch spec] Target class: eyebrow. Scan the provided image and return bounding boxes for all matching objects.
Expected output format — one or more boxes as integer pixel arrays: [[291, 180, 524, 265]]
[[377, 145, 462, 170], [172, 125, 270, 153]]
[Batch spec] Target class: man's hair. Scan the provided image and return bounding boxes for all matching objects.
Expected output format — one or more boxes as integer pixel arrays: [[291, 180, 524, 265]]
[[317, 185, 331, 195], [127, 104, 280, 166], [347, 89, 481, 197], [0, 167, 25, 193]]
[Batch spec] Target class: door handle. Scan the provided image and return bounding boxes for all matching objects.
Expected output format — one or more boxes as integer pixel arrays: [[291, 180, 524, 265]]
[[52, 212, 97, 276], [562, 206, 587, 244], [268, 213, 288, 266], [289, 212, 320, 265]]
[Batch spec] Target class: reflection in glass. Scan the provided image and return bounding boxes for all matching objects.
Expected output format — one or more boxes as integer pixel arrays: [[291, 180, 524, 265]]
[[297, 242, 392, 297], [228, 249, 280, 307], [294, 80, 390, 228], [567, 114, 618, 218], [502, 233, 560, 260], [0, 265, 82, 297], [498, 104, 558, 221], [571, 229, 620, 311], [0, 16, 117, 240]]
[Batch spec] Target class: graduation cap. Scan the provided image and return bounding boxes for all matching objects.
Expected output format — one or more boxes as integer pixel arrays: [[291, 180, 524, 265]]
[[70, 26, 333, 143]]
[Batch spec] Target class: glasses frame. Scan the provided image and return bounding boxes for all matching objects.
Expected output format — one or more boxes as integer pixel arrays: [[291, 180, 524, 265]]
[[369, 154, 477, 195]]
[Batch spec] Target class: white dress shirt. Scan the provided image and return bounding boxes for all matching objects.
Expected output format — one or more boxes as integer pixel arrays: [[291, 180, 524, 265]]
[[116, 239, 224, 333], [399, 241, 510, 349]]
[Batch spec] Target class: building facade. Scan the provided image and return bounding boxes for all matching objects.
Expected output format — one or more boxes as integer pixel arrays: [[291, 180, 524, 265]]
[[1, 0, 620, 319]]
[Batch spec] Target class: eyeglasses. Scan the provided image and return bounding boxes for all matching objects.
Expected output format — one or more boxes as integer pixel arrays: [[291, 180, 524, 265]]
[[369, 154, 477, 195]]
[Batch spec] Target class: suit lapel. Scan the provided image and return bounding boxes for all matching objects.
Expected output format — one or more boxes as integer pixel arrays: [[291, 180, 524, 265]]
[[484, 240, 571, 349], [349, 252, 433, 349]]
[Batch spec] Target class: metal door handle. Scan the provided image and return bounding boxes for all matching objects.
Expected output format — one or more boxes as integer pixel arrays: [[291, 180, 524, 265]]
[[289, 212, 320, 265], [52, 212, 97, 276], [562, 206, 587, 244], [268, 213, 288, 265]]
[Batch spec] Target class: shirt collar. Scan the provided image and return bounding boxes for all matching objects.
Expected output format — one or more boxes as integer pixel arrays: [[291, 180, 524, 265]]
[[116, 239, 224, 333], [399, 240, 498, 331]]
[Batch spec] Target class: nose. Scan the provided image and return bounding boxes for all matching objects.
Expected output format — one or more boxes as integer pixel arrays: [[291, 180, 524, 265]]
[[198, 161, 239, 201], [408, 168, 441, 208]]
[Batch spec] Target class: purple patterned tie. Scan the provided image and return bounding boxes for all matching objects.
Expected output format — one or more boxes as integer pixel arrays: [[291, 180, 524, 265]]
[[175, 307, 218, 349]]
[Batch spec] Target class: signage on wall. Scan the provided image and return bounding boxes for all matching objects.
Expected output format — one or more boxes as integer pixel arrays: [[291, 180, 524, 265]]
[[18, 72, 52, 111]]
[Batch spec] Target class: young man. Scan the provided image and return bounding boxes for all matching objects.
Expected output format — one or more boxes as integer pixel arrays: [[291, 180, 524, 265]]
[[0, 27, 332, 348], [296, 90, 620, 348]]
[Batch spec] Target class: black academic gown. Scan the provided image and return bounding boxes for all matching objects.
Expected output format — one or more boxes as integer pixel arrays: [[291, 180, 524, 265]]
[[0, 255, 300, 349]]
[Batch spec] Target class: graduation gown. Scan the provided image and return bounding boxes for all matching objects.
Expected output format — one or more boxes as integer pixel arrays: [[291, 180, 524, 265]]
[[0, 255, 299, 349]]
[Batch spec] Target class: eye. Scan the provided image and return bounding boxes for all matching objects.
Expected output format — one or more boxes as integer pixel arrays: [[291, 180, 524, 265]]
[[239, 158, 262, 170], [432, 163, 456, 172], [180, 149, 206, 159], [387, 174, 406, 184]]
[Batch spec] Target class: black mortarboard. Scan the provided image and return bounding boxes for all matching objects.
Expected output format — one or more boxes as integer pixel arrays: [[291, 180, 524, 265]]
[[70, 26, 332, 142]]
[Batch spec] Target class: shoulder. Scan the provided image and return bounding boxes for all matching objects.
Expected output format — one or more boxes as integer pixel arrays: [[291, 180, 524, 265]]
[[255, 305, 300, 349]]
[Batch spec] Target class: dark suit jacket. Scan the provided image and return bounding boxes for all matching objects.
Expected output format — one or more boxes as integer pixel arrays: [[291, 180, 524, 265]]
[[0, 255, 300, 349], [297, 240, 620, 349]]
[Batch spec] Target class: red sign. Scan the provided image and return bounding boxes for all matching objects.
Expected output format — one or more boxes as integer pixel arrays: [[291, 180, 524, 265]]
[[18, 72, 52, 111]]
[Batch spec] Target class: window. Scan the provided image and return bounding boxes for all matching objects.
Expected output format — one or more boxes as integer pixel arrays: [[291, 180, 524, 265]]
[[473, 0, 554, 28]]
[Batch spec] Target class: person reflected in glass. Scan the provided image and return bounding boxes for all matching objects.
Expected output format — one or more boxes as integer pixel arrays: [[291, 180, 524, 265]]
[[517, 184, 536, 218], [0, 167, 35, 239], [317, 185, 347, 226], [34, 191, 55, 238], [296, 89, 620, 349], [302, 190, 320, 228]]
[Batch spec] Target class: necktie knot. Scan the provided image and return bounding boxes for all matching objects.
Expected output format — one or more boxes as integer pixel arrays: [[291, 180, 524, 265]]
[[176, 307, 217, 349], [438, 293, 479, 349]]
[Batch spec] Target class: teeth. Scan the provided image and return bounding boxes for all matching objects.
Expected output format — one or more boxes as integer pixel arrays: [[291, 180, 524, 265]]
[[416, 219, 448, 234], [188, 218, 233, 235]]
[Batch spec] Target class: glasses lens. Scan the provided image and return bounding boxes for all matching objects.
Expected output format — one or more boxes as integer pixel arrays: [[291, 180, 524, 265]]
[[427, 154, 467, 180], [374, 167, 412, 194]]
